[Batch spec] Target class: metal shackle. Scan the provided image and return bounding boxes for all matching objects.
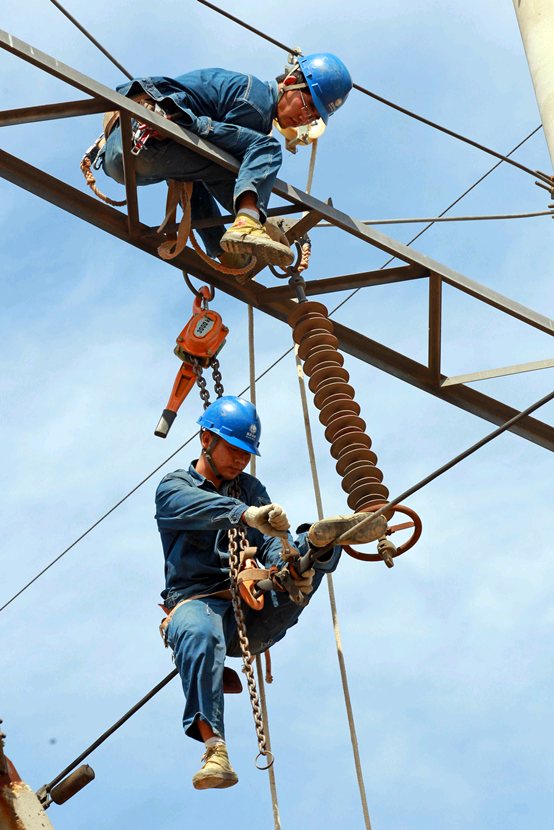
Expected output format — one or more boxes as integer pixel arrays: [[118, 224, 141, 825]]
[[288, 301, 392, 517]]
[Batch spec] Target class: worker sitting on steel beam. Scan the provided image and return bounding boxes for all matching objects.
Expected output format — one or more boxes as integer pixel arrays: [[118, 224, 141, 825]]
[[155, 396, 378, 789], [100, 54, 352, 269]]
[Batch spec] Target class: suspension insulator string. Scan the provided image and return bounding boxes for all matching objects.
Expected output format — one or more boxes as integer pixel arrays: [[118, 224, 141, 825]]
[[289, 301, 392, 520]]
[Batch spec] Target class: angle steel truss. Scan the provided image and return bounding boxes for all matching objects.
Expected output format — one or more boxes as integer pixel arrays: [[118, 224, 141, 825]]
[[1, 28, 554, 451]]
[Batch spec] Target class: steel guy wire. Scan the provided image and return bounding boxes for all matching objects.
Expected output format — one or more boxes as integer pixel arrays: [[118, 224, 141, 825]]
[[335, 385, 554, 544], [33, 387, 554, 799], [41, 668, 179, 795], [0, 353, 293, 614], [196, 0, 552, 186], [0, 125, 542, 614]]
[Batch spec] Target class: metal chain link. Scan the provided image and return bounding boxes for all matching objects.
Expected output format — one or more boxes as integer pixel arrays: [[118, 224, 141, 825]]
[[228, 481, 274, 770], [191, 358, 211, 410], [211, 357, 224, 399]]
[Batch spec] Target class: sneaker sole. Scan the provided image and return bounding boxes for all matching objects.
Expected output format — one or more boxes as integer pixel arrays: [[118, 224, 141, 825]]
[[192, 772, 239, 790], [221, 233, 294, 267]]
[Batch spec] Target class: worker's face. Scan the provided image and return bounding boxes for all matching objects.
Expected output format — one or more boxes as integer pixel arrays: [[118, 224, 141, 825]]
[[203, 432, 251, 479], [276, 78, 320, 129]]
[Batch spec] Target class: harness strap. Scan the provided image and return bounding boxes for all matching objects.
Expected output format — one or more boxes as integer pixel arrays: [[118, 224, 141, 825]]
[[157, 180, 194, 261]]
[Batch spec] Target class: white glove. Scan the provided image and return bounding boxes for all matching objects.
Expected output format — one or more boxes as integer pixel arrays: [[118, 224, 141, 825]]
[[292, 567, 315, 596], [244, 503, 290, 537]]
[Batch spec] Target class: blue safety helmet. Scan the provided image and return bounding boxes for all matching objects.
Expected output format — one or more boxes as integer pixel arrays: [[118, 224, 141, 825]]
[[297, 53, 353, 125], [197, 396, 262, 457]]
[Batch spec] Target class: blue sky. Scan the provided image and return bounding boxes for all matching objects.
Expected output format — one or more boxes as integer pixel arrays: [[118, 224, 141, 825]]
[[1, 1, 554, 829]]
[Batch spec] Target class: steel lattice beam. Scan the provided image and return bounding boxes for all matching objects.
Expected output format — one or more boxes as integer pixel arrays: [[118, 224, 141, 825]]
[[1, 28, 554, 452]]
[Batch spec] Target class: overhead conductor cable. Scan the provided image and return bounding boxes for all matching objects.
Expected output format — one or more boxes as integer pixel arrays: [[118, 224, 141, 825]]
[[196, 0, 552, 186]]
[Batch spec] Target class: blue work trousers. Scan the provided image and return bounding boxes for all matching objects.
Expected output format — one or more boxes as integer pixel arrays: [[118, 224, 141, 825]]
[[102, 119, 283, 257], [165, 541, 340, 743]]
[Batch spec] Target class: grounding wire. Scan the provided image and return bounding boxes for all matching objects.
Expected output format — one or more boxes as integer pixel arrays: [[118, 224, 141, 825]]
[[48, 0, 133, 80], [196, 0, 552, 186]]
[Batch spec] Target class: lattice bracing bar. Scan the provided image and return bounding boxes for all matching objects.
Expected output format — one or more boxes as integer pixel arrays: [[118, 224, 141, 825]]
[[1, 27, 554, 451]]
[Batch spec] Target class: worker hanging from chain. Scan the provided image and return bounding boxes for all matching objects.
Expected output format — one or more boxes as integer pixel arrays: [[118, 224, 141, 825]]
[[91, 54, 352, 274], [155, 396, 386, 790]]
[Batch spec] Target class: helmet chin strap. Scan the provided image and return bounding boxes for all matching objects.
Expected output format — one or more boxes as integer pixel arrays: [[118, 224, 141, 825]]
[[202, 434, 223, 480], [276, 65, 308, 114]]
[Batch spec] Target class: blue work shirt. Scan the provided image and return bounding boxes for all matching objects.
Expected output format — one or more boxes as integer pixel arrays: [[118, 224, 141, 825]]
[[155, 462, 287, 606], [117, 69, 279, 140]]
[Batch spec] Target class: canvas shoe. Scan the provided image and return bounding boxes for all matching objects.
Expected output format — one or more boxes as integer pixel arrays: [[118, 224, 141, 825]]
[[221, 213, 294, 267], [192, 744, 239, 790]]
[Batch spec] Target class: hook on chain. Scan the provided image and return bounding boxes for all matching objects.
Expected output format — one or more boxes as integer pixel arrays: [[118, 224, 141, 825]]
[[182, 270, 215, 306]]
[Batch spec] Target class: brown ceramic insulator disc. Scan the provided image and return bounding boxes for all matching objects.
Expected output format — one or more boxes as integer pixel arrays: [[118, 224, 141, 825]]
[[319, 398, 361, 426], [298, 333, 339, 361], [293, 317, 334, 345], [355, 498, 395, 521], [288, 301, 329, 328], [304, 349, 344, 377], [347, 481, 389, 511], [314, 382, 355, 411], [325, 415, 367, 444], [342, 465, 384, 494], [335, 446, 378, 475], [308, 364, 350, 392], [331, 432, 373, 459]]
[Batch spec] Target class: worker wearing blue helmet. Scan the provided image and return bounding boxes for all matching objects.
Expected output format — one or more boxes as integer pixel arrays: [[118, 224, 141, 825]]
[[100, 55, 352, 272], [154, 395, 378, 790]]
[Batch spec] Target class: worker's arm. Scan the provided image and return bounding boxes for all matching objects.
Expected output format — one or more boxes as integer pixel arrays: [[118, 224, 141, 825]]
[[155, 472, 250, 532]]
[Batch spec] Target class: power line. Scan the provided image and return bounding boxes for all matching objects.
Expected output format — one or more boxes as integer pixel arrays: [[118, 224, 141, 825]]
[[0, 355, 295, 614], [196, 0, 552, 187], [315, 209, 554, 227], [329, 125, 543, 316], [48, 0, 133, 79]]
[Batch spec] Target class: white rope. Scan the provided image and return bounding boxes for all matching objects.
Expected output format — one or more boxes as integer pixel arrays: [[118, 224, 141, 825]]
[[248, 304, 257, 480], [255, 654, 281, 830], [293, 145, 373, 830], [294, 353, 373, 830], [248, 299, 281, 828]]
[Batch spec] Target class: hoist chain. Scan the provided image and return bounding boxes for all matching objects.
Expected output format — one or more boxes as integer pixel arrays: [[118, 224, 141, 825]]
[[228, 481, 274, 770], [192, 357, 224, 411], [191, 358, 211, 410], [211, 357, 225, 399]]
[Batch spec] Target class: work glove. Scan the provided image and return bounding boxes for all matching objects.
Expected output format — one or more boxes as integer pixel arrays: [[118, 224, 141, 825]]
[[244, 504, 290, 537], [264, 220, 291, 249], [292, 566, 315, 596], [377, 537, 396, 568]]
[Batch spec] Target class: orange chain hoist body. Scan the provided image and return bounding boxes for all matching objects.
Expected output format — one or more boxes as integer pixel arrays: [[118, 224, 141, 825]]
[[155, 287, 228, 438], [288, 300, 422, 566]]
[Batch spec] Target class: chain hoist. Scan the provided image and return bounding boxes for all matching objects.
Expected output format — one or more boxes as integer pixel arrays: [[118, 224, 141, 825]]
[[155, 285, 228, 437], [227, 480, 274, 771]]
